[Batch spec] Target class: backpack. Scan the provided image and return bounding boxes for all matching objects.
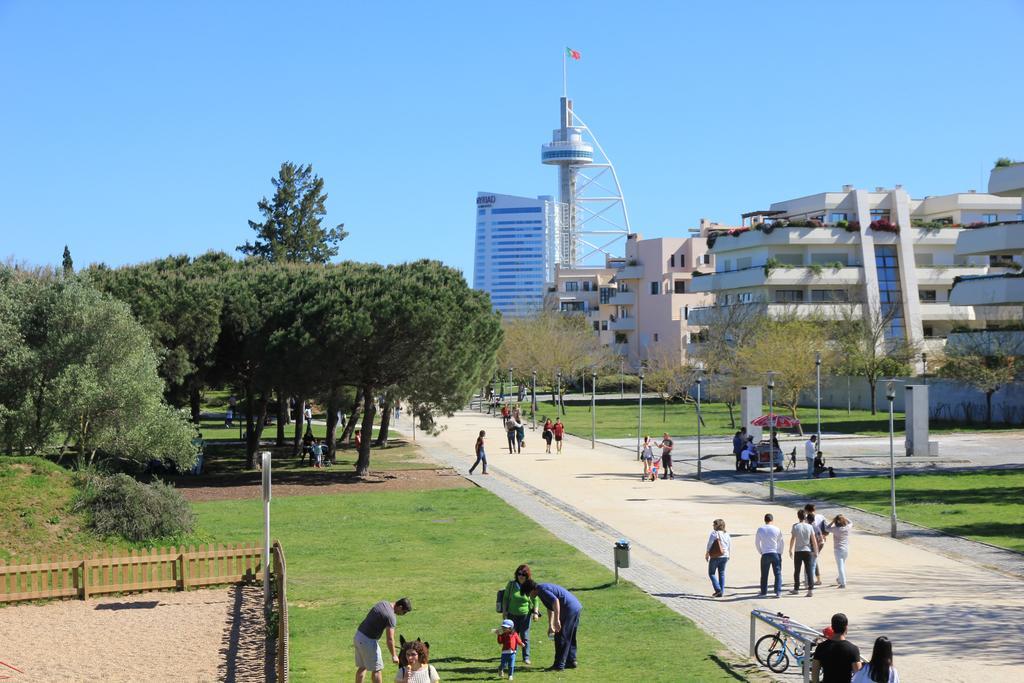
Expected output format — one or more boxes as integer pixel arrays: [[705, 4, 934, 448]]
[[495, 587, 505, 613]]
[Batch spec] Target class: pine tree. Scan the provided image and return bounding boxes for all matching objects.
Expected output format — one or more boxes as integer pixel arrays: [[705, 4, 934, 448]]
[[237, 162, 347, 263], [62, 246, 74, 275]]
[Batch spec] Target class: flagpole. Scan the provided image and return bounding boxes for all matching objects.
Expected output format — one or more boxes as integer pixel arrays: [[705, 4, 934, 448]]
[[562, 49, 567, 98]]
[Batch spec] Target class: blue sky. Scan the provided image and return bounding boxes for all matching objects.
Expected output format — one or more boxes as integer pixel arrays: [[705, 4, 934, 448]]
[[2, 0, 1022, 279]]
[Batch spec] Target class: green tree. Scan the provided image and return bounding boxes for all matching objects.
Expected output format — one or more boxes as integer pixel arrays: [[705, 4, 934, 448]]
[[691, 302, 764, 427], [938, 334, 1023, 426], [62, 246, 74, 275], [833, 307, 916, 414], [237, 162, 347, 264]]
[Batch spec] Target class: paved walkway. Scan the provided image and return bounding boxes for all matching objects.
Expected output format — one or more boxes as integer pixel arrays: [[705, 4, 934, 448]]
[[397, 410, 1024, 683]]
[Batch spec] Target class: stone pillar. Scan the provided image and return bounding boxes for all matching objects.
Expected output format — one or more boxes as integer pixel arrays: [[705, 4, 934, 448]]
[[904, 385, 930, 456], [741, 385, 763, 442]]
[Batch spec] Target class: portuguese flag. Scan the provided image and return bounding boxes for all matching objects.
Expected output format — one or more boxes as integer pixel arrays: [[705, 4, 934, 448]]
[[566, 47, 581, 60]]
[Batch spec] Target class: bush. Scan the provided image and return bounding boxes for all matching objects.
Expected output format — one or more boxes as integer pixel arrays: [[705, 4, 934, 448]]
[[77, 473, 195, 542], [596, 374, 641, 393]]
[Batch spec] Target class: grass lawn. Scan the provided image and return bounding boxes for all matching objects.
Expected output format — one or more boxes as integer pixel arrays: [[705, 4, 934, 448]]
[[193, 488, 758, 682], [779, 470, 1024, 553], [529, 398, 1020, 440]]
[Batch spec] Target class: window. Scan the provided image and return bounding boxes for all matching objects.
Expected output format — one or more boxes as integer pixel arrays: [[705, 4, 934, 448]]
[[601, 320, 609, 331], [560, 301, 585, 312], [737, 292, 753, 303], [565, 281, 579, 292], [599, 287, 612, 304], [582, 281, 591, 292], [923, 325, 934, 338], [915, 253, 934, 267], [919, 289, 937, 302], [650, 281, 660, 295], [593, 321, 600, 331], [983, 214, 998, 224], [811, 289, 848, 302], [614, 332, 628, 344], [810, 253, 849, 266], [703, 254, 711, 265], [680, 254, 686, 268], [683, 305, 689, 320], [653, 333, 659, 342], [774, 290, 804, 303], [674, 280, 686, 294], [870, 209, 889, 221], [669, 254, 675, 268], [736, 257, 752, 269], [830, 212, 847, 223], [774, 253, 803, 266]]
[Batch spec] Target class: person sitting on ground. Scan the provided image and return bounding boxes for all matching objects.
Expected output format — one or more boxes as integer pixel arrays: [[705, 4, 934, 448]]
[[812, 612, 861, 683], [814, 451, 835, 478]]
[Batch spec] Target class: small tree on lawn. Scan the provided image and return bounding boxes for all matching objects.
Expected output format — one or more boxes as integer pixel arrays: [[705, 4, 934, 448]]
[[692, 302, 765, 428], [939, 333, 1023, 426], [833, 305, 916, 414]]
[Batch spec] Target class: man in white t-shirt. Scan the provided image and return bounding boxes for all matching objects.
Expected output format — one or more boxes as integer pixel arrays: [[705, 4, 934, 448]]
[[754, 513, 785, 597], [804, 435, 817, 479]]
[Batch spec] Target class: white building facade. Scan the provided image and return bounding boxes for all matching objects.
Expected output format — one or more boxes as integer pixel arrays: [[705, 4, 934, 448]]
[[690, 186, 1024, 356], [473, 192, 559, 318]]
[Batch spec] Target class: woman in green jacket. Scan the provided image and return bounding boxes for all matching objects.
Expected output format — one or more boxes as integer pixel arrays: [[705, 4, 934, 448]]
[[501, 564, 541, 665]]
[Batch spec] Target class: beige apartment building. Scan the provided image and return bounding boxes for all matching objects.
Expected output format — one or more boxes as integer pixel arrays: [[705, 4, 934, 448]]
[[545, 235, 713, 367]]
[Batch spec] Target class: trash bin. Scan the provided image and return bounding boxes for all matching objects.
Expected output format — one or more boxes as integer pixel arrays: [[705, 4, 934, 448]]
[[614, 539, 631, 568]]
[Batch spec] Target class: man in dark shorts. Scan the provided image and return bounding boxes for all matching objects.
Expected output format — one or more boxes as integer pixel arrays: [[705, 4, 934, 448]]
[[354, 597, 412, 683], [812, 612, 861, 683], [521, 579, 582, 671], [658, 432, 675, 479]]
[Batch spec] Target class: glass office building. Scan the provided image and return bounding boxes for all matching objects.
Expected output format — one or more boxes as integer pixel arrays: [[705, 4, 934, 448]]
[[473, 192, 558, 318]]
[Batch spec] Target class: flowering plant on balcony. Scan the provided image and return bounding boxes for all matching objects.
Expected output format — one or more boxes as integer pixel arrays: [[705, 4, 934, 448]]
[[869, 218, 899, 233]]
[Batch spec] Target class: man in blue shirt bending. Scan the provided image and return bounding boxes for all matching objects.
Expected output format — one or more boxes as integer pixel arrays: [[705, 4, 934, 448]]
[[520, 579, 582, 671]]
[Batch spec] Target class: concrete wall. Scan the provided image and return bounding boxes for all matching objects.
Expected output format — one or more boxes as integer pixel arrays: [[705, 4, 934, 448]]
[[799, 375, 1024, 425]]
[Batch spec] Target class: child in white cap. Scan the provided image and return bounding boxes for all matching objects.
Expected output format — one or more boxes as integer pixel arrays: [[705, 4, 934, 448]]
[[497, 618, 523, 680]]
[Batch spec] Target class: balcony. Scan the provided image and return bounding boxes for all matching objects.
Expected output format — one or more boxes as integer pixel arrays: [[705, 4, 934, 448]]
[[946, 329, 1024, 355], [612, 265, 644, 280], [989, 163, 1024, 197], [609, 316, 636, 331], [685, 302, 863, 326], [689, 265, 863, 293], [919, 300, 1023, 322], [915, 266, 995, 286], [708, 227, 860, 253], [949, 274, 1024, 307], [954, 222, 1024, 257], [608, 290, 635, 306]]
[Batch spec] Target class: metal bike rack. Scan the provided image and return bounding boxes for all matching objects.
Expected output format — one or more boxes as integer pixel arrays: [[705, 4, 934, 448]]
[[750, 609, 824, 683]]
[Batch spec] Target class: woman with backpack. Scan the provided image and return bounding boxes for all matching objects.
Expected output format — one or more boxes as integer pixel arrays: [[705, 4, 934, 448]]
[[704, 518, 732, 597], [500, 564, 541, 666]]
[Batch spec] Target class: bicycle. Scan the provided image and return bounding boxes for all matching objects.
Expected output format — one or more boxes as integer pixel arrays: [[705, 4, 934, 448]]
[[754, 616, 819, 673]]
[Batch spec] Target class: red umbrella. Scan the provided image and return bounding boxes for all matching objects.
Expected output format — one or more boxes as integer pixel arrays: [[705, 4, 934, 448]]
[[750, 413, 801, 429]]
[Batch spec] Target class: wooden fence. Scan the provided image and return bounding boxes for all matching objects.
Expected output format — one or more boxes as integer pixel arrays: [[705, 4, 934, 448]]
[[0, 543, 263, 604]]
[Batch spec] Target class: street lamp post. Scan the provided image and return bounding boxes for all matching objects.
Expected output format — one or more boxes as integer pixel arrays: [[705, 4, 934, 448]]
[[591, 369, 597, 449], [887, 380, 898, 538], [922, 352, 928, 386], [636, 371, 645, 460], [768, 372, 776, 502], [531, 370, 537, 430], [816, 352, 822, 452], [619, 357, 624, 399], [509, 367, 514, 402], [696, 365, 703, 481]]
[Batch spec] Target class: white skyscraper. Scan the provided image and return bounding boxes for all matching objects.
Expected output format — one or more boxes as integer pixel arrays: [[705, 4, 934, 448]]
[[473, 192, 558, 318]]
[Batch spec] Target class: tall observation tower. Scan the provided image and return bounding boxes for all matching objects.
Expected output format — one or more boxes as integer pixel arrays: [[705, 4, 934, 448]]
[[541, 96, 631, 267]]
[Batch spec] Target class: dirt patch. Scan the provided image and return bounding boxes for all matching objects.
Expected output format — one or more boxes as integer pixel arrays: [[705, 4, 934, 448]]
[[177, 467, 473, 502], [0, 585, 265, 682]]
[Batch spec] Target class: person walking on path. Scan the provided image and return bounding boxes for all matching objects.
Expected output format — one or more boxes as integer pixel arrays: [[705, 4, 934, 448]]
[[515, 418, 526, 452], [704, 518, 731, 597], [552, 418, 565, 454], [805, 503, 829, 585], [658, 433, 675, 479], [852, 636, 898, 683], [521, 580, 582, 671], [470, 430, 489, 475], [812, 613, 862, 683], [805, 435, 818, 479], [827, 514, 853, 588], [354, 598, 412, 683], [755, 513, 784, 597], [501, 564, 541, 666], [789, 509, 819, 596], [505, 418, 518, 454], [641, 436, 656, 481], [542, 419, 553, 453]]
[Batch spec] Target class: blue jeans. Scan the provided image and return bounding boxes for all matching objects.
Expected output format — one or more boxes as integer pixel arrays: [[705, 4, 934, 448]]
[[509, 613, 533, 660], [708, 556, 729, 594], [760, 552, 782, 595], [552, 608, 580, 669], [469, 449, 487, 473], [500, 651, 516, 676]]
